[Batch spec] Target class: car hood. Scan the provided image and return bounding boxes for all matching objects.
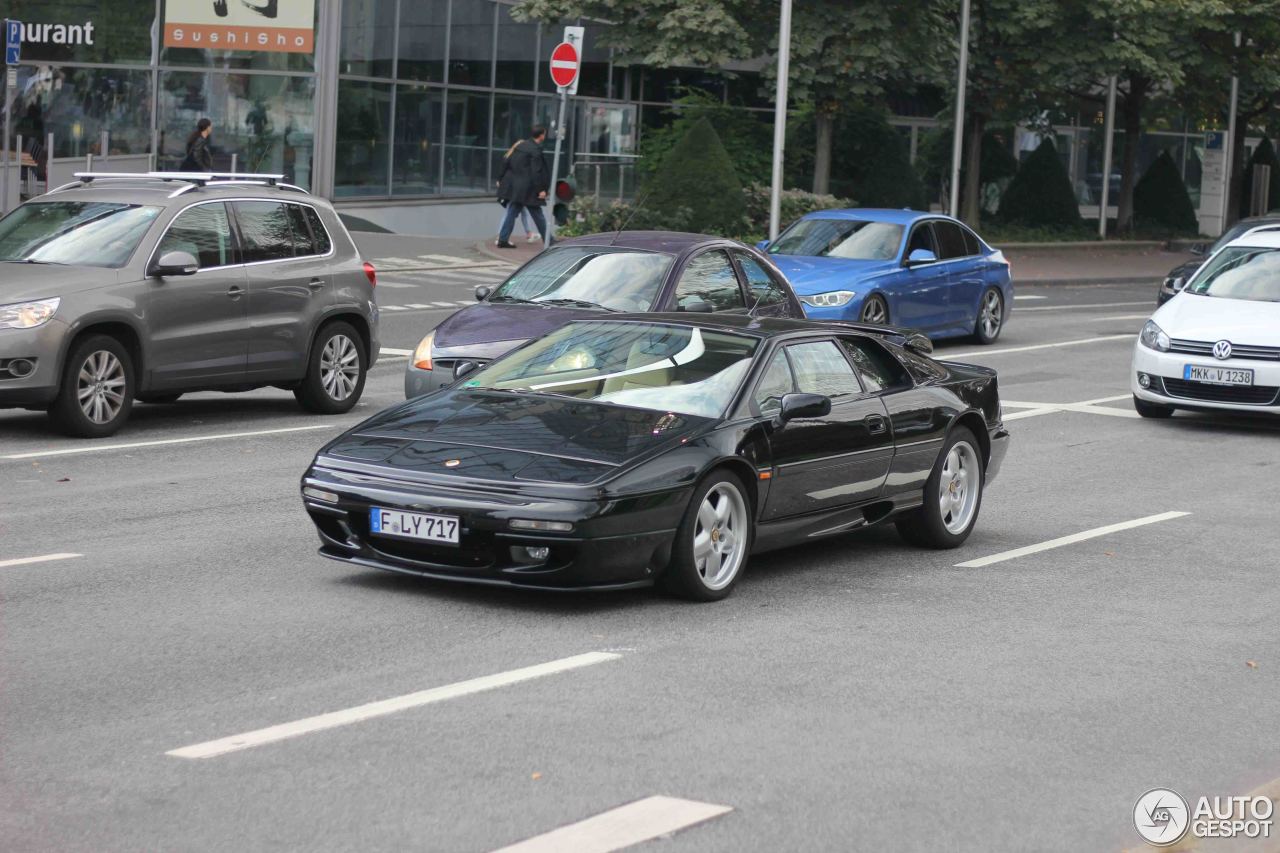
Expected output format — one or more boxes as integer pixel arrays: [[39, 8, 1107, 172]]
[[766, 255, 899, 293], [1155, 292, 1280, 344], [432, 302, 605, 348], [0, 263, 122, 301], [319, 390, 712, 485]]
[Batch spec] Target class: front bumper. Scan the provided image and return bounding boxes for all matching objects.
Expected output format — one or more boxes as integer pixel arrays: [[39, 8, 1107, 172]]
[[301, 465, 685, 590], [1131, 344, 1280, 414], [0, 319, 68, 408]]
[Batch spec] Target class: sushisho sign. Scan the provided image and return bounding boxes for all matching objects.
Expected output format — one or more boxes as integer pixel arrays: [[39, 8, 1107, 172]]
[[164, 0, 316, 54]]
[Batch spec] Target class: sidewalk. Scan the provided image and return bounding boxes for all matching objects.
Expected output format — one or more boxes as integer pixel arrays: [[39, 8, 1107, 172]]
[[1001, 245, 1193, 286], [476, 236, 546, 266]]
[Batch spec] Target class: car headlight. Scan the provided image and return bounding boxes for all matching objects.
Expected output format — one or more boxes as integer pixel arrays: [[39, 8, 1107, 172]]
[[799, 290, 857, 308], [0, 297, 61, 330], [1162, 276, 1183, 292], [413, 330, 435, 370], [1140, 319, 1170, 352]]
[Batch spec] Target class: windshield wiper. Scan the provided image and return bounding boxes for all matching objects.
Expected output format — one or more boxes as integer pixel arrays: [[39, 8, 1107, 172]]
[[537, 298, 618, 311], [17, 259, 68, 265], [489, 295, 547, 306]]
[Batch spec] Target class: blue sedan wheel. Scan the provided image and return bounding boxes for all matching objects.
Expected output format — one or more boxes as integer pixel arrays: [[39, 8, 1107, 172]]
[[974, 288, 1004, 344], [861, 294, 889, 325]]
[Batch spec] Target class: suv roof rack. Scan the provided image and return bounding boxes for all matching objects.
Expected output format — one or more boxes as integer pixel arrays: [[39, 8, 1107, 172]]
[[50, 172, 308, 197]]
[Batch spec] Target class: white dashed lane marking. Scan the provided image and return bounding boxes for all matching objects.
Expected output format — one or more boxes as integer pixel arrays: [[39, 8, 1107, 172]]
[[1, 425, 343, 460], [0, 553, 83, 568], [167, 651, 623, 759], [941, 333, 1134, 360], [956, 511, 1190, 568], [490, 796, 734, 853]]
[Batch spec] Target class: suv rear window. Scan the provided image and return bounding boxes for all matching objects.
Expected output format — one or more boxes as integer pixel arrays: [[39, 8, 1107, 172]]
[[0, 202, 162, 269], [302, 206, 332, 255], [233, 201, 295, 263]]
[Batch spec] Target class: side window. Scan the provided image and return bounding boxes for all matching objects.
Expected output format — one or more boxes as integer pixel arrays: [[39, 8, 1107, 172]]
[[839, 337, 912, 392], [787, 341, 862, 400], [961, 225, 980, 257], [935, 221, 970, 259], [905, 223, 938, 258], [303, 206, 333, 255], [287, 205, 317, 256], [734, 251, 787, 308], [753, 349, 795, 414], [674, 250, 746, 312], [156, 203, 234, 269], [233, 201, 294, 263]]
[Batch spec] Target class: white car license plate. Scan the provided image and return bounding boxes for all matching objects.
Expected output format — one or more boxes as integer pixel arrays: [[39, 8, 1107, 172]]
[[1184, 365, 1254, 386], [369, 507, 459, 545]]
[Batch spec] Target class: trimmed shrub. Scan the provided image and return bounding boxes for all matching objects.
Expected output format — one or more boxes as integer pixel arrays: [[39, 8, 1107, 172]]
[[558, 197, 694, 239], [638, 88, 774, 187], [642, 117, 747, 235], [1134, 150, 1199, 234], [838, 106, 927, 209], [1239, 136, 1280, 217], [996, 139, 1083, 228], [741, 184, 854, 243]]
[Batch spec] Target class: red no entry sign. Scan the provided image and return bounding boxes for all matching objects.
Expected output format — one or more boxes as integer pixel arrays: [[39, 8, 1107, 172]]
[[549, 41, 580, 89]]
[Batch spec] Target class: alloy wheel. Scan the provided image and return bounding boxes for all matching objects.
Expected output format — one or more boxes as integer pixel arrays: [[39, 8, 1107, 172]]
[[981, 290, 1003, 338], [939, 440, 980, 534], [321, 334, 360, 402], [862, 297, 887, 324], [692, 482, 748, 590], [77, 350, 127, 425]]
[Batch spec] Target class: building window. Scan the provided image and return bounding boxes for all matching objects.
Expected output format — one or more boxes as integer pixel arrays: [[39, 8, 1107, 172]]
[[495, 4, 538, 91], [398, 0, 449, 84], [449, 0, 495, 87], [444, 91, 492, 192], [394, 86, 444, 196], [335, 80, 393, 197], [341, 0, 397, 78]]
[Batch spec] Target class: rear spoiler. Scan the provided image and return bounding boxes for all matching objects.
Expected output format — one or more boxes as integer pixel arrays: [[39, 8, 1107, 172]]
[[824, 321, 934, 356]]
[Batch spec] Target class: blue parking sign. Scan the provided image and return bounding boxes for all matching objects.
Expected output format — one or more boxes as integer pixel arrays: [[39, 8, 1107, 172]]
[[5, 19, 21, 66]]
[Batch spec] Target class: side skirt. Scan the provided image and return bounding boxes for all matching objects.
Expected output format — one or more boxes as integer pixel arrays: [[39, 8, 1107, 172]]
[[752, 497, 919, 554]]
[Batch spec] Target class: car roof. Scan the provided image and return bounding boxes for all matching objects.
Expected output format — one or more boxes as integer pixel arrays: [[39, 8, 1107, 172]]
[[797, 208, 943, 226], [33, 180, 322, 208], [1224, 226, 1280, 249], [556, 231, 742, 254]]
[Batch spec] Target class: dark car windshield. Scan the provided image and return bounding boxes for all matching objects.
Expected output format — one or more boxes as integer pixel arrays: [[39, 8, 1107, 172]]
[[0, 202, 163, 269], [1185, 246, 1280, 302], [769, 218, 903, 260], [464, 321, 759, 419], [489, 246, 674, 312]]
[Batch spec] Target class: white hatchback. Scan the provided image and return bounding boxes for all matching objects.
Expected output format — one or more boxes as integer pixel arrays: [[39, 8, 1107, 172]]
[[1132, 228, 1280, 417]]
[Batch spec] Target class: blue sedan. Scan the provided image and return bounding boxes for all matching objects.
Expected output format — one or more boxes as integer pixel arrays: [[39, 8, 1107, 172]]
[[761, 209, 1014, 343]]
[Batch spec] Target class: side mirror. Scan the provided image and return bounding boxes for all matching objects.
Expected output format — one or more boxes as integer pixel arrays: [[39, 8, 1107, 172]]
[[1189, 242, 1207, 256], [905, 248, 937, 268], [678, 299, 715, 313], [779, 392, 831, 423], [904, 332, 933, 355], [755, 240, 771, 251], [452, 360, 479, 381], [148, 251, 199, 277], [475, 285, 492, 302]]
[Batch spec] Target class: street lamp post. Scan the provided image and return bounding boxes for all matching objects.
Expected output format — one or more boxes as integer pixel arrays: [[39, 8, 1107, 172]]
[[1221, 30, 1241, 232], [1099, 75, 1118, 239], [768, 0, 793, 242], [948, 0, 971, 220]]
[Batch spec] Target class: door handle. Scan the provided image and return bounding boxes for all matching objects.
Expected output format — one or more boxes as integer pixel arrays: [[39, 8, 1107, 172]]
[[865, 414, 887, 435], [227, 285, 244, 299], [308, 278, 325, 291]]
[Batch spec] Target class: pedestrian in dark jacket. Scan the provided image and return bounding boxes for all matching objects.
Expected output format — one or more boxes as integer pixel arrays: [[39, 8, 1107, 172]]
[[495, 125, 550, 248], [180, 118, 214, 172]]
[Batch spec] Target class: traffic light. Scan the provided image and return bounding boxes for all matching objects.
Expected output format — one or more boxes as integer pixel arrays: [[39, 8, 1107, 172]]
[[552, 178, 575, 226]]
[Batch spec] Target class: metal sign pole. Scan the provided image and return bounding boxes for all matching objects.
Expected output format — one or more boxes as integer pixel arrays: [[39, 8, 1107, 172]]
[[545, 87, 568, 249], [2, 18, 17, 215], [768, 0, 793, 241], [1098, 75, 1118, 238], [2, 80, 10, 214], [948, 0, 972, 219]]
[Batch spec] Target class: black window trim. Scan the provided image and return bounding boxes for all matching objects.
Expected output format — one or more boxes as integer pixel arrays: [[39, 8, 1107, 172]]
[[146, 197, 337, 275], [729, 247, 794, 314], [747, 336, 868, 410], [670, 246, 750, 313], [836, 333, 914, 396], [903, 217, 987, 266]]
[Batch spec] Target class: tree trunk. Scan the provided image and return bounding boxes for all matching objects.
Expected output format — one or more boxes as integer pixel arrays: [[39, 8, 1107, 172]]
[[812, 111, 834, 196], [1115, 76, 1147, 233], [960, 114, 986, 225]]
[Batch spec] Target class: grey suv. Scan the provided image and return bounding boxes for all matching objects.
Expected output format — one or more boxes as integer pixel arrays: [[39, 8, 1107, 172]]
[[0, 172, 379, 437]]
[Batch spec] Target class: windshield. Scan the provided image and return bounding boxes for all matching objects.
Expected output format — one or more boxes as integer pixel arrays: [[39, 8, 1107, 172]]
[[1185, 246, 1280, 302], [464, 321, 759, 419], [489, 246, 674, 312], [769, 218, 904, 260], [0, 202, 163, 268]]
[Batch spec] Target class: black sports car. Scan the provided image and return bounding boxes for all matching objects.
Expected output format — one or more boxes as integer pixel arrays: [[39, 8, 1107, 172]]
[[301, 315, 1010, 600]]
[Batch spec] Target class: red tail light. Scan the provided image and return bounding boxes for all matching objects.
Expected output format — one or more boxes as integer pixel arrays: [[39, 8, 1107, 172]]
[[362, 262, 377, 287]]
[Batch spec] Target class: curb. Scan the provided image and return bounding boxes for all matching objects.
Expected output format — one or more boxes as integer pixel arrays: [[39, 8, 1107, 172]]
[[998, 240, 1180, 252], [475, 239, 542, 265], [1016, 276, 1156, 287]]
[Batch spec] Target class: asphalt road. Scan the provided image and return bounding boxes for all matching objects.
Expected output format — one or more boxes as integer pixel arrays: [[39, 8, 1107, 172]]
[[2, 265, 1278, 852]]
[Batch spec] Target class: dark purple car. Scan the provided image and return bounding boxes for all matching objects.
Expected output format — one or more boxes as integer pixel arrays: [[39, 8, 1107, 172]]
[[404, 232, 806, 397]]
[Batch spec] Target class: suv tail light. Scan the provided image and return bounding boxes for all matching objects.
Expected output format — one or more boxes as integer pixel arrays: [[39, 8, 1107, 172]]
[[362, 262, 377, 287]]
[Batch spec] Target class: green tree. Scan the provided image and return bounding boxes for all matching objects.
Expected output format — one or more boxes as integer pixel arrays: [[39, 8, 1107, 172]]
[[637, 88, 773, 186], [643, 117, 746, 234], [1134, 150, 1200, 232], [1239, 136, 1280, 216], [996, 138, 1082, 228]]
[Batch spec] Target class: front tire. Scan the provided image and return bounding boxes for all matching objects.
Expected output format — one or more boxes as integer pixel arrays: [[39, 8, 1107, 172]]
[[660, 470, 753, 601], [1133, 395, 1174, 419], [973, 287, 1004, 344], [48, 334, 135, 438], [896, 426, 985, 549], [295, 322, 367, 414], [860, 294, 889, 325]]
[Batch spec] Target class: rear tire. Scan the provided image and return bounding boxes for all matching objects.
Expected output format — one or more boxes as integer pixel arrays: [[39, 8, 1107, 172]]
[[660, 470, 753, 601], [973, 287, 1004, 344], [896, 426, 984, 549], [48, 334, 135, 438], [1133, 395, 1175, 419], [295, 322, 367, 414]]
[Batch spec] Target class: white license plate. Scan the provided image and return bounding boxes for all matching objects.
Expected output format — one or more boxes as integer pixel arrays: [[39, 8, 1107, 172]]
[[369, 507, 459, 545], [1184, 365, 1254, 386]]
